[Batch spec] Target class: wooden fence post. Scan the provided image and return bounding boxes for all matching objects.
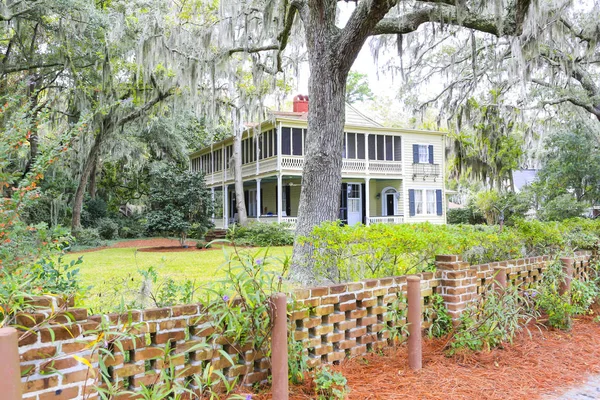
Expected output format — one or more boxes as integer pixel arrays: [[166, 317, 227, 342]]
[[559, 257, 574, 296], [0, 327, 23, 400], [407, 275, 422, 371], [271, 293, 288, 400]]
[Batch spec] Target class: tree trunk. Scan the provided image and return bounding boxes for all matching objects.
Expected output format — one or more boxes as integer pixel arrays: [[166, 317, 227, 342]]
[[290, 5, 350, 284], [232, 126, 248, 226], [88, 159, 98, 199], [71, 131, 104, 230]]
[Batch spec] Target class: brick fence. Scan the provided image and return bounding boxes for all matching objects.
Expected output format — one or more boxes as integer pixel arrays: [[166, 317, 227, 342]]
[[17, 251, 595, 399]]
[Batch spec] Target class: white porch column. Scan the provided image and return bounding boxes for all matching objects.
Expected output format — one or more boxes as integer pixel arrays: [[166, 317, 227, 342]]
[[211, 187, 215, 223], [277, 174, 283, 223], [365, 133, 370, 171], [365, 178, 370, 226], [276, 122, 282, 170], [256, 178, 261, 221], [223, 185, 228, 229]]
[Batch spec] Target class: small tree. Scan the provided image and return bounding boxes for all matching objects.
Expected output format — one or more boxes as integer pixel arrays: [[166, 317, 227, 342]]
[[146, 165, 213, 246]]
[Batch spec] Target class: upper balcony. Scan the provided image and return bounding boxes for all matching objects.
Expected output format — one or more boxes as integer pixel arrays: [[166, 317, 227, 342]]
[[412, 163, 441, 180], [201, 155, 404, 185]]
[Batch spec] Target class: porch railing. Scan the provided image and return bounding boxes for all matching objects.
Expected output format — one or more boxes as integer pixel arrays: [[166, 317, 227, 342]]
[[369, 161, 403, 174], [281, 156, 403, 175], [368, 215, 404, 224]]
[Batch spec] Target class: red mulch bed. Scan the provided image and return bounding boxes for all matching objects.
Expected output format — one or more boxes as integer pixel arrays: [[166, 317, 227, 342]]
[[138, 245, 213, 253], [248, 316, 600, 399], [71, 238, 199, 254]]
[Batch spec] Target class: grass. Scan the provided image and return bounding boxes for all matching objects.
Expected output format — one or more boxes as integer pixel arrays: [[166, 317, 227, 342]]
[[64, 244, 292, 313]]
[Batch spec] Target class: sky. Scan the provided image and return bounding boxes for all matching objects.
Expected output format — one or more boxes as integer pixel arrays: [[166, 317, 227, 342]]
[[295, 3, 401, 100]]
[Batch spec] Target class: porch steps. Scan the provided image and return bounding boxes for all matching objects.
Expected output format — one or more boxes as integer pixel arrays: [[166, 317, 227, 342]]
[[205, 229, 228, 242]]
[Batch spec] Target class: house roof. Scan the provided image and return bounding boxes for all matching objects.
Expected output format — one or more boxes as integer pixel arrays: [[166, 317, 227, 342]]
[[270, 103, 382, 127]]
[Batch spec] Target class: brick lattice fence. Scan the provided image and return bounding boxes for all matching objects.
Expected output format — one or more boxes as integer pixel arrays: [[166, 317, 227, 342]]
[[17, 251, 595, 399]]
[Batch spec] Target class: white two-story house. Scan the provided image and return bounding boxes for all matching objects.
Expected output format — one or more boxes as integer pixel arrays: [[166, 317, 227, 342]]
[[190, 95, 447, 229]]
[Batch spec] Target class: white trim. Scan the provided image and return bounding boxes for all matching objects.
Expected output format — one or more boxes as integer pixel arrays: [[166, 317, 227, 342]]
[[365, 178, 370, 226], [380, 186, 399, 216], [277, 174, 283, 223], [256, 179, 261, 221]]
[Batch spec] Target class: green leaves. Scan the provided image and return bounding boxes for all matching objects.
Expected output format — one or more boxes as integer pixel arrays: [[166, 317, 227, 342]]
[[146, 164, 213, 246], [304, 219, 600, 283]]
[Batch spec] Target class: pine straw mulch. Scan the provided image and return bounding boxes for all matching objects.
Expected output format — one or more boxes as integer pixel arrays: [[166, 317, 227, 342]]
[[251, 316, 600, 400]]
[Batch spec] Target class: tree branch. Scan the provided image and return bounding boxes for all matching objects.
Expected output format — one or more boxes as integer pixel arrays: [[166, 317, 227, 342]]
[[337, 0, 400, 72], [373, 0, 533, 37]]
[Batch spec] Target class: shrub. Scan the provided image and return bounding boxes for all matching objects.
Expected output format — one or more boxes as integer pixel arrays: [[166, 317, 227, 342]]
[[146, 164, 213, 246], [303, 219, 600, 282], [532, 262, 574, 330], [117, 216, 146, 238], [570, 279, 599, 315], [447, 206, 485, 225], [195, 240, 212, 249], [73, 227, 103, 247], [449, 285, 538, 354], [96, 218, 119, 240], [227, 222, 294, 247], [425, 294, 452, 338], [314, 367, 348, 400], [539, 194, 588, 222], [81, 197, 108, 227]]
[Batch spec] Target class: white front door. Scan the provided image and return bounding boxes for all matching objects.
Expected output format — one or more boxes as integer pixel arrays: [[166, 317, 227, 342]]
[[347, 183, 362, 226]]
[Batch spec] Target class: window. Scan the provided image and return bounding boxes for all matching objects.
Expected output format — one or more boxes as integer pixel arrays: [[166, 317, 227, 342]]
[[281, 127, 291, 155], [385, 136, 393, 161], [376, 135, 384, 160], [357, 134, 365, 159], [292, 128, 303, 155], [426, 190, 436, 215], [347, 133, 356, 159], [368, 135, 376, 160], [418, 145, 429, 163], [414, 190, 423, 215], [393, 137, 401, 161], [412, 189, 438, 215]]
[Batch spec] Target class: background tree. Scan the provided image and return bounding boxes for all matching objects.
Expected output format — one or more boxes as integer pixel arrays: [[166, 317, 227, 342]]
[[146, 164, 213, 246], [346, 71, 374, 104], [535, 122, 600, 205], [448, 90, 526, 192]]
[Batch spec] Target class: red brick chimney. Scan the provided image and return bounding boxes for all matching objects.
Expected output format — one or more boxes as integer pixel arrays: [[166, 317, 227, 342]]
[[293, 94, 309, 113]]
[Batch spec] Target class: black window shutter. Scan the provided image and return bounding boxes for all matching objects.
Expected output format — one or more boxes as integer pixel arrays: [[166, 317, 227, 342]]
[[244, 190, 249, 215], [429, 145, 434, 164], [413, 144, 419, 163], [436, 189, 443, 216], [409, 189, 416, 216]]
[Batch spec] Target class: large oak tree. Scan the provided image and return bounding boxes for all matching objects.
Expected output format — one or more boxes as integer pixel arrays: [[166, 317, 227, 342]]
[[212, 0, 535, 283]]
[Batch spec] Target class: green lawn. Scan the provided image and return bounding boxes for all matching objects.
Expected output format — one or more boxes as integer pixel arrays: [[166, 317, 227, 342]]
[[65, 245, 292, 312]]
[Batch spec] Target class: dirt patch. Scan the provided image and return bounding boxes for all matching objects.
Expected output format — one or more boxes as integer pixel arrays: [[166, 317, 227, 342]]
[[70, 238, 199, 254], [111, 238, 197, 249], [248, 316, 600, 399], [137, 245, 213, 253]]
